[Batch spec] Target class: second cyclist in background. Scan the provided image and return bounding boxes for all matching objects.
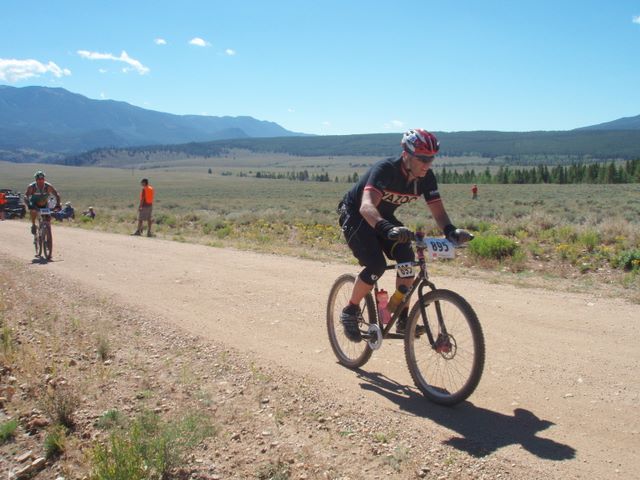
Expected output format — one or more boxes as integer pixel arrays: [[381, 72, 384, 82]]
[[337, 129, 472, 342], [24, 170, 61, 235]]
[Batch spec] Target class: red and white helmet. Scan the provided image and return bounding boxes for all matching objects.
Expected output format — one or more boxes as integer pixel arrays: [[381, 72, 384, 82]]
[[401, 129, 440, 156]]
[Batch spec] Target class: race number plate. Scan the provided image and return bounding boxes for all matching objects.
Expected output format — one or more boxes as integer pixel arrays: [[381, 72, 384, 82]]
[[422, 237, 455, 259], [39, 208, 51, 215], [395, 262, 414, 278]]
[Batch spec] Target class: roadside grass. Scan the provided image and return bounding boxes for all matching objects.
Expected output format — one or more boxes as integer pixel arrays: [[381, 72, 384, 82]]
[[44, 424, 67, 459], [0, 419, 18, 444], [90, 410, 217, 480], [40, 384, 80, 429], [0, 263, 224, 479], [1, 162, 639, 293]]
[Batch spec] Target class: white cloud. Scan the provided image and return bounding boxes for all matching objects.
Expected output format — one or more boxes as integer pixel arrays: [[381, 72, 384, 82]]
[[77, 50, 149, 75], [225, 48, 236, 56], [322, 121, 331, 126], [633, 15, 640, 24], [383, 120, 404, 130], [287, 108, 295, 113], [0, 58, 71, 82], [189, 37, 211, 47], [154, 38, 167, 45]]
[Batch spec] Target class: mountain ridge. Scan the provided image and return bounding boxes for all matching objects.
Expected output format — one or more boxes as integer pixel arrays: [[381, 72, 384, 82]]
[[0, 85, 302, 158], [0, 85, 639, 164]]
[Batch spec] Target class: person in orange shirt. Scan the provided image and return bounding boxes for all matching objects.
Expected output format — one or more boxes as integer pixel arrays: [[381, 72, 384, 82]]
[[0, 191, 6, 220], [132, 178, 154, 237]]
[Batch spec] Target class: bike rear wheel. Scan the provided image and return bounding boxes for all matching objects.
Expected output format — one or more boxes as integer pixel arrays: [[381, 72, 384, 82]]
[[404, 289, 485, 406], [42, 222, 53, 260], [326, 273, 375, 368]]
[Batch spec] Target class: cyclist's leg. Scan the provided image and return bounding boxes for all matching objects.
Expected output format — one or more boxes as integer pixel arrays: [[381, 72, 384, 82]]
[[28, 206, 37, 234], [383, 240, 422, 334], [340, 213, 386, 341]]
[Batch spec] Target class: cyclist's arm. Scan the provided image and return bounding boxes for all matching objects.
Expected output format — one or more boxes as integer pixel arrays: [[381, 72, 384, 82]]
[[426, 199, 453, 232], [359, 188, 384, 228], [49, 185, 61, 207], [23, 186, 33, 206]]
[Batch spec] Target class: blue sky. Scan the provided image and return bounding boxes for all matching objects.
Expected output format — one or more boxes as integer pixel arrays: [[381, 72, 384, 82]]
[[1, 0, 639, 135]]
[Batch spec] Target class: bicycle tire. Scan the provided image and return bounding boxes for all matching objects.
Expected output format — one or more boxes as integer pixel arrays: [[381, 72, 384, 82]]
[[43, 222, 53, 260], [34, 228, 42, 257], [404, 289, 485, 406], [326, 273, 375, 368]]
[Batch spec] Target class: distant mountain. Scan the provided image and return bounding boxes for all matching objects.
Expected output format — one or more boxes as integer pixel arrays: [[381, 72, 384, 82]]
[[0, 85, 303, 160], [575, 114, 640, 131]]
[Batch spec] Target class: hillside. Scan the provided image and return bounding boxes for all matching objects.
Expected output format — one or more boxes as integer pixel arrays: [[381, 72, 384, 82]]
[[0, 85, 302, 160], [575, 114, 640, 130], [1, 85, 639, 166], [63, 129, 640, 167]]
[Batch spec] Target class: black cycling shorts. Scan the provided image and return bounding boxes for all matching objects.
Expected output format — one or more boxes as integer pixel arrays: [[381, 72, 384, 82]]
[[338, 204, 414, 284]]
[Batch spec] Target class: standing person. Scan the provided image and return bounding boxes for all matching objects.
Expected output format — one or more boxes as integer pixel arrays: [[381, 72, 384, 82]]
[[337, 129, 473, 342], [472, 183, 478, 199], [0, 190, 6, 220], [133, 178, 154, 237], [24, 171, 61, 234]]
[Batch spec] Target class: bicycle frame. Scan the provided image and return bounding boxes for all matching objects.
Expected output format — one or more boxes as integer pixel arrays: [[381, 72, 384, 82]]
[[34, 207, 53, 258], [371, 234, 447, 347]]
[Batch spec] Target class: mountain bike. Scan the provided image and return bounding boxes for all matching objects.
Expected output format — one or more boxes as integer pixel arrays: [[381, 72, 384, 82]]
[[33, 202, 56, 260], [327, 231, 485, 406]]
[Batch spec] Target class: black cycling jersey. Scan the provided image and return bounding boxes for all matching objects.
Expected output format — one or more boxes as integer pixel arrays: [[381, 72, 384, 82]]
[[342, 157, 441, 219]]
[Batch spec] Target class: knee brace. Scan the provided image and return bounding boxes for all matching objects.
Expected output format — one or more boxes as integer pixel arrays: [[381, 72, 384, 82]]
[[358, 262, 386, 285]]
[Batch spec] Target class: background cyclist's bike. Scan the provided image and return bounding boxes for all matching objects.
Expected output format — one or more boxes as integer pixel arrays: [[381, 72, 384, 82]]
[[33, 198, 57, 260], [327, 231, 485, 406]]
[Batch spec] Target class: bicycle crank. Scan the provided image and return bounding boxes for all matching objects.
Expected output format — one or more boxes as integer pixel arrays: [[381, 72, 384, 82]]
[[365, 324, 383, 350]]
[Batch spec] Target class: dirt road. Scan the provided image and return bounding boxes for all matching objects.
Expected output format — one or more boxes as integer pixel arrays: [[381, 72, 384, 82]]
[[1, 221, 638, 478]]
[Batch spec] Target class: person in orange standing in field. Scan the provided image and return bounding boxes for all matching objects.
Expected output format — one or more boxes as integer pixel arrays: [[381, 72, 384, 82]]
[[472, 183, 478, 200], [132, 178, 154, 237]]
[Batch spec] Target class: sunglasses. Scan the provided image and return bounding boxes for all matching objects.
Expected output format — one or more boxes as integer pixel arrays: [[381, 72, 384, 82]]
[[413, 155, 435, 164]]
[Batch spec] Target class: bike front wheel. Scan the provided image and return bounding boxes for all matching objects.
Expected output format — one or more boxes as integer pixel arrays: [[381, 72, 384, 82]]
[[404, 289, 485, 406], [326, 273, 375, 369], [42, 222, 53, 260], [34, 228, 42, 257]]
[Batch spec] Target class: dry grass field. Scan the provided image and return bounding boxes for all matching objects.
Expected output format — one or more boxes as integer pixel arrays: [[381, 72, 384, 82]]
[[1, 158, 639, 299]]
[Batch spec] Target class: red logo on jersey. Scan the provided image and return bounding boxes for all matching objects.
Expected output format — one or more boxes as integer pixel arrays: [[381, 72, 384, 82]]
[[381, 190, 419, 205]]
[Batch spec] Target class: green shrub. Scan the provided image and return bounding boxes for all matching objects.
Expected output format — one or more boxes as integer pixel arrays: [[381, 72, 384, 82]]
[[96, 410, 126, 430], [154, 213, 177, 228], [468, 234, 519, 260], [1, 326, 13, 356], [44, 425, 67, 459], [0, 419, 18, 444], [40, 384, 80, 429], [579, 230, 600, 252], [615, 249, 640, 271], [90, 410, 217, 480]]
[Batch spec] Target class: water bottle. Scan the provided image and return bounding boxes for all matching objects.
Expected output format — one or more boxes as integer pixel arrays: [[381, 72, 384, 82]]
[[376, 289, 391, 325], [387, 285, 409, 313]]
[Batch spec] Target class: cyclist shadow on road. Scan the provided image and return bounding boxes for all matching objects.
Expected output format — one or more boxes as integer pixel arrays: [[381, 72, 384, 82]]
[[355, 369, 576, 461]]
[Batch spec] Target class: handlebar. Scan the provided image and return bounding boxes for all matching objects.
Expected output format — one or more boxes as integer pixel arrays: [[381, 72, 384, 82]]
[[388, 229, 474, 247]]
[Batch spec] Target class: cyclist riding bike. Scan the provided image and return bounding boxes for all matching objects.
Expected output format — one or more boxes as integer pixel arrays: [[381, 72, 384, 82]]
[[24, 170, 61, 235], [338, 129, 472, 342]]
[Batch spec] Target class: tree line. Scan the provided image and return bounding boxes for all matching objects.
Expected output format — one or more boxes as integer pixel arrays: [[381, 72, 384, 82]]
[[230, 160, 639, 185], [438, 159, 640, 184]]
